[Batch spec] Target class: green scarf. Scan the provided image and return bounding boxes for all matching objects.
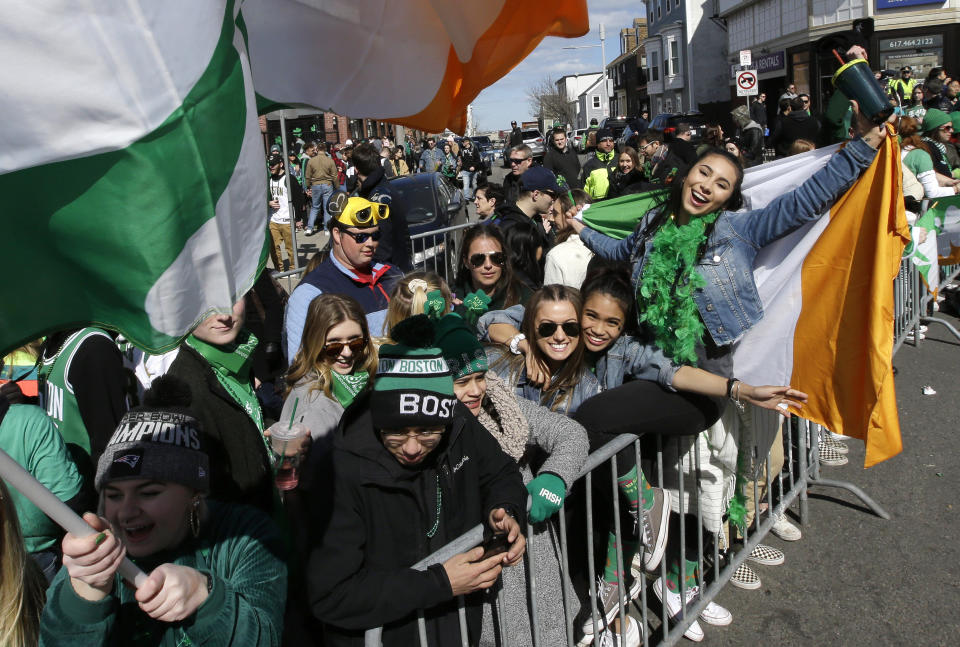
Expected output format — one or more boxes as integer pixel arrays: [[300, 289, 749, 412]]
[[331, 371, 369, 408], [636, 212, 720, 365], [186, 330, 263, 431]]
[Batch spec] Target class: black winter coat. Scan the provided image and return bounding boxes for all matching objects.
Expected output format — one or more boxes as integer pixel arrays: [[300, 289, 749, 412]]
[[165, 343, 275, 514], [459, 147, 483, 172], [308, 393, 526, 647], [771, 112, 820, 158], [607, 168, 647, 198], [543, 144, 583, 189], [355, 167, 412, 272]]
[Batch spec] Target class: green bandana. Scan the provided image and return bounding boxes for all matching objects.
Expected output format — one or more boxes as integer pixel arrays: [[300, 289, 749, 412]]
[[186, 330, 263, 432], [636, 212, 720, 365], [331, 371, 369, 408]]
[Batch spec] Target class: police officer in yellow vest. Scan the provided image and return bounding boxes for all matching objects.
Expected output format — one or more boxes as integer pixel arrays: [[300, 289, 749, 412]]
[[888, 66, 917, 105]]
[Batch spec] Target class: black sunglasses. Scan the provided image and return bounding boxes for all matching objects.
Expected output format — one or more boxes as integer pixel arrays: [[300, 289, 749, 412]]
[[536, 321, 580, 338], [468, 251, 506, 268], [322, 337, 367, 358], [341, 229, 381, 243], [509, 157, 530, 165]]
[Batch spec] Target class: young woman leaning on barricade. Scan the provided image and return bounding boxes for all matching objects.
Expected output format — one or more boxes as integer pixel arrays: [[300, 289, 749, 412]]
[[564, 96, 890, 639], [478, 272, 803, 643], [432, 310, 589, 647]]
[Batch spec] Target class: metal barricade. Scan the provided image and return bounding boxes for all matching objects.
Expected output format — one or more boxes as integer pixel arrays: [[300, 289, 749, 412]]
[[360, 406, 889, 647], [409, 221, 474, 286]]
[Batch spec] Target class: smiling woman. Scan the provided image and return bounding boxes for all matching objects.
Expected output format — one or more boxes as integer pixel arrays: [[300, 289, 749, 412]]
[[40, 376, 287, 647]]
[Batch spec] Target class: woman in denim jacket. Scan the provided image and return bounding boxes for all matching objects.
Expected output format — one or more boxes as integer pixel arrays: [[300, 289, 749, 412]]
[[563, 105, 888, 636]]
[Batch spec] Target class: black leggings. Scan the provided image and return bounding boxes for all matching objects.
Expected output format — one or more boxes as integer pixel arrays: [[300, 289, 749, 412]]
[[573, 379, 727, 475]]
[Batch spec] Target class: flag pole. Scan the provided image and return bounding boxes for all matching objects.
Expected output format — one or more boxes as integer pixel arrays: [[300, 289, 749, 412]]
[[0, 447, 147, 587], [279, 113, 301, 272]]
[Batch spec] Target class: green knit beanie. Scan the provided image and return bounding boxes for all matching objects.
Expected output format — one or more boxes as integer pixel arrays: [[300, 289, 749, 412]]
[[434, 313, 489, 379], [371, 315, 457, 430], [921, 109, 951, 133], [951, 111, 960, 132]]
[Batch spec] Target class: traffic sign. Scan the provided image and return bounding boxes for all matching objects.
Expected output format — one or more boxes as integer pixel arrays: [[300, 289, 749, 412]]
[[739, 49, 751, 67], [736, 69, 758, 96]]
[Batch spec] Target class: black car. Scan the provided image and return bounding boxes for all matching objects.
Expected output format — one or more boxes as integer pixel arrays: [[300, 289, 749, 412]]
[[469, 135, 496, 174], [599, 117, 630, 140], [648, 112, 708, 144], [388, 172, 468, 281]]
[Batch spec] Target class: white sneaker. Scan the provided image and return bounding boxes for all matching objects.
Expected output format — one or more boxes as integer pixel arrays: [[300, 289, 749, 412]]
[[597, 615, 642, 647], [771, 512, 802, 541], [652, 577, 704, 641]]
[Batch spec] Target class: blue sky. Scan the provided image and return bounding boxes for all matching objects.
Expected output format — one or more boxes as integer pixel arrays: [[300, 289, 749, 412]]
[[471, 0, 645, 133]]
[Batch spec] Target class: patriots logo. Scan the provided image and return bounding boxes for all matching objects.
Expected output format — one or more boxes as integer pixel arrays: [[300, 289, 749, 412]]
[[114, 454, 141, 469]]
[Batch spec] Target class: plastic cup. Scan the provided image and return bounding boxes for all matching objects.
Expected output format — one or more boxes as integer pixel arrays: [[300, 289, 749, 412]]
[[269, 423, 309, 491], [832, 59, 894, 125]]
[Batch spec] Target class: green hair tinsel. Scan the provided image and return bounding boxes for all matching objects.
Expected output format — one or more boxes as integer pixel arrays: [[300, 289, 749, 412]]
[[636, 211, 719, 365]]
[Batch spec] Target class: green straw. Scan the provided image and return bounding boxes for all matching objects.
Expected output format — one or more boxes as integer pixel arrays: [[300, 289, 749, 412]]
[[288, 397, 299, 429]]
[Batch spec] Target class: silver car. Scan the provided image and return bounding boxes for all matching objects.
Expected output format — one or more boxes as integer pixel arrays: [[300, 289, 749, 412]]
[[502, 129, 545, 166]]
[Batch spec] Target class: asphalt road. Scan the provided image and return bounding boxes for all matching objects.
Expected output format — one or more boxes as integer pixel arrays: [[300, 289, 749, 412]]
[[653, 310, 960, 646]]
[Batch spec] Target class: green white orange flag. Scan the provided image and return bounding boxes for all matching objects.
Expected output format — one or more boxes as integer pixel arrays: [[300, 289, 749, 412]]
[[732, 136, 908, 467], [0, 0, 587, 355]]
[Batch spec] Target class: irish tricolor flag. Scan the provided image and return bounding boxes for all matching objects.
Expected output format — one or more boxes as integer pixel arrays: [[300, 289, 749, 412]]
[[731, 135, 908, 467], [1, 0, 587, 354]]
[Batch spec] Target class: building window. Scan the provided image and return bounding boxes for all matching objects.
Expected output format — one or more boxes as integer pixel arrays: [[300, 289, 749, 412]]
[[670, 40, 680, 76], [593, 95, 601, 109], [676, 92, 684, 112], [649, 51, 659, 82], [666, 0, 671, 12], [657, 1, 662, 19]]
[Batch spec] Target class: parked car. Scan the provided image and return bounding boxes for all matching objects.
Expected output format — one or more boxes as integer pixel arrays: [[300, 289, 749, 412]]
[[599, 117, 630, 141], [648, 112, 708, 144], [502, 129, 545, 166], [388, 172, 468, 281], [469, 135, 497, 175]]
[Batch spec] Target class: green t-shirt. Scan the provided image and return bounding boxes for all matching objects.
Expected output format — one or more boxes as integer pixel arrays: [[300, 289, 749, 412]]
[[0, 404, 83, 552], [903, 148, 934, 177]]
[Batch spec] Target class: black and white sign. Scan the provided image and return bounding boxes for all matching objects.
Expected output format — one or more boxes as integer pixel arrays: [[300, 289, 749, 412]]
[[736, 69, 758, 96]]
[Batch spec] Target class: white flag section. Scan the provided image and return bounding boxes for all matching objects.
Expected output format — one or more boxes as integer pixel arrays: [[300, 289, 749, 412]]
[[732, 138, 908, 467], [0, 0, 587, 354]]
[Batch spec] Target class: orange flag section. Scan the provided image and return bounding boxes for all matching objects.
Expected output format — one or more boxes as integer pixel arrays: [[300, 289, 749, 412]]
[[398, 0, 589, 133], [791, 130, 909, 467]]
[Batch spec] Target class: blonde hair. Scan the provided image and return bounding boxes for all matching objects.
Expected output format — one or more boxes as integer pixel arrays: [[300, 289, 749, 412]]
[[286, 294, 378, 399], [385, 272, 453, 334], [0, 480, 46, 647]]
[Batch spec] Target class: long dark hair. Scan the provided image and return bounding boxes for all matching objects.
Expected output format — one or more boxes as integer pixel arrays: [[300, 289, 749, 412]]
[[638, 148, 745, 256], [458, 225, 523, 306], [503, 217, 545, 288]]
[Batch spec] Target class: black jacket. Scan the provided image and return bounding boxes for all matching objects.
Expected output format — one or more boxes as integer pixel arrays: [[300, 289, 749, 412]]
[[308, 393, 525, 647], [166, 343, 275, 514], [607, 168, 647, 198], [771, 112, 821, 158], [670, 138, 698, 166], [509, 127, 523, 147], [459, 147, 483, 172], [491, 202, 550, 247], [738, 124, 765, 167], [750, 101, 768, 129], [543, 144, 583, 189], [355, 167, 412, 272], [502, 171, 523, 203]]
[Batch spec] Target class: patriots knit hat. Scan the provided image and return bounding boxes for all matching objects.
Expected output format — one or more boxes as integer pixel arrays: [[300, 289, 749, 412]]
[[434, 314, 489, 380], [921, 109, 951, 133], [371, 315, 458, 430], [95, 376, 209, 493]]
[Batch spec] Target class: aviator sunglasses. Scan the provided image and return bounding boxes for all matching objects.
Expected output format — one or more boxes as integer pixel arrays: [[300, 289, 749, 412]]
[[536, 321, 581, 338], [468, 251, 506, 268], [322, 337, 367, 358]]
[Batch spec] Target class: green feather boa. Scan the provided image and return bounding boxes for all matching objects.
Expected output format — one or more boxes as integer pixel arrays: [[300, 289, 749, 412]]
[[636, 211, 719, 365]]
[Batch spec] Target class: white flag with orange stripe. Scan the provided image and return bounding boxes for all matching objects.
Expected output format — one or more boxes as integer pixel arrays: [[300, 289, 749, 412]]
[[732, 135, 908, 467]]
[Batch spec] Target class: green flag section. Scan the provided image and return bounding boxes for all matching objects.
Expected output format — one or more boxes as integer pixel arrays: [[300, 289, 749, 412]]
[[580, 190, 668, 240], [927, 196, 960, 265], [904, 207, 940, 293], [1, 2, 267, 355]]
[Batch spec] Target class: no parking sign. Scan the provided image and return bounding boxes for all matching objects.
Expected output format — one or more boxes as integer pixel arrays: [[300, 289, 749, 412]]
[[736, 69, 758, 96]]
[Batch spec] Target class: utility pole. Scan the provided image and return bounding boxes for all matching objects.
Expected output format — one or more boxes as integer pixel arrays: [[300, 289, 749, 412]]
[[600, 23, 609, 118]]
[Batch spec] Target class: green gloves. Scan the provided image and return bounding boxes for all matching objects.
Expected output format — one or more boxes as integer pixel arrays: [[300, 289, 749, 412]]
[[527, 473, 566, 523]]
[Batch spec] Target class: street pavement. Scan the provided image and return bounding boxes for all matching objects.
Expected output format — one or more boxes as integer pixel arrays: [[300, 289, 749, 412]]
[[645, 311, 960, 646]]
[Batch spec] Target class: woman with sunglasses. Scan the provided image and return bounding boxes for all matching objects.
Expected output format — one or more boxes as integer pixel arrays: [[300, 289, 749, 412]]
[[282, 293, 378, 489], [453, 225, 531, 319]]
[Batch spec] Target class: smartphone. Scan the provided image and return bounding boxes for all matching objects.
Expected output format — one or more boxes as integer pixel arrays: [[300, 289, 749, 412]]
[[478, 533, 510, 561]]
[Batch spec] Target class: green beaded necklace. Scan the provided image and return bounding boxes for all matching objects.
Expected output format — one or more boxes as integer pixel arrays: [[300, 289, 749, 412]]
[[426, 474, 442, 538]]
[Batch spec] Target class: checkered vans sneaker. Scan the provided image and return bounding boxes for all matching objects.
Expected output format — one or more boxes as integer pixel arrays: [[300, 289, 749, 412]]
[[822, 435, 849, 455], [747, 544, 785, 566], [730, 562, 761, 590], [818, 443, 849, 466]]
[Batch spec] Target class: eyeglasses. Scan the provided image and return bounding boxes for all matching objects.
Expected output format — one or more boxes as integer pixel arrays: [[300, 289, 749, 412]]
[[509, 157, 530, 165], [640, 142, 655, 151], [941, 125, 955, 133], [322, 337, 367, 358], [380, 429, 445, 448], [468, 251, 506, 268], [340, 229, 381, 244], [536, 321, 581, 338], [352, 203, 388, 225]]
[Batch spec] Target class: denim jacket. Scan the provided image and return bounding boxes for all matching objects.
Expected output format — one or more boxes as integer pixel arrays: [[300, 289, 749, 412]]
[[484, 345, 600, 414], [579, 137, 879, 347], [477, 306, 679, 390]]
